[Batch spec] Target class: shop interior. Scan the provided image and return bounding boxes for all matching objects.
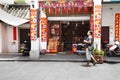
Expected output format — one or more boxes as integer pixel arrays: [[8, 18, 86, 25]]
[[47, 21, 90, 53], [19, 22, 109, 55]]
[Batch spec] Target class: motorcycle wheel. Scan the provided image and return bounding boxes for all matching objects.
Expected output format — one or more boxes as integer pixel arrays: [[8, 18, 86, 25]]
[[22, 51, 29, 56], [106, 51, 113, 57]]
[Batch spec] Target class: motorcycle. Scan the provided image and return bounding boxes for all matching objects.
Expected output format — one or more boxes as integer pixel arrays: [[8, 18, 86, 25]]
[[19, 41, 30, 56], [106, 41, 120, 57]]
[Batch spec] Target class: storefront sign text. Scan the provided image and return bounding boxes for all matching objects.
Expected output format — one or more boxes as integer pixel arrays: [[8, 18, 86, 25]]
[[94, 5, 101, 38], [115, 13, 120, 41], [40, 17, 47, 42], [30, 9, 37, 40]]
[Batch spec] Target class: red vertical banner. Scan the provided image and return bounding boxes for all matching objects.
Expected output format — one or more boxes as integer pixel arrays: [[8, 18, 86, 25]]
[[41, 17, 47, 42], [94, 5, 101, 38], [115, 13, 120, 41], [90, 15, 94, 38], [30, 9, 37, 41], [119, 14, 120, 41], [13, 27, 17, 40]]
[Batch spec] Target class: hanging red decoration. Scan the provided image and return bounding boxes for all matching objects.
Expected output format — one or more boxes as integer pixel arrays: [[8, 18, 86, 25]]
[[77, 7, 82, 13], [49, 7, 54, 14], [62, 7, 67, 14], [84, 7, 88, 13], [69, 6, 74, 14], [13, 27, 17, 40], [56, 7, 61, 15]]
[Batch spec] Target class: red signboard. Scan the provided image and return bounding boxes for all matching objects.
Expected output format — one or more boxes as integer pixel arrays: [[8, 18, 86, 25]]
[[41, 0, 93, 16], [39, 0, 93, 7]]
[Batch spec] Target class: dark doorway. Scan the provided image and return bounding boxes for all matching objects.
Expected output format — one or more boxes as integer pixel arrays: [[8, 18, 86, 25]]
[[101, 26, 109, 49], [62, 21, 90, 51], [20, 29, 30, 45]]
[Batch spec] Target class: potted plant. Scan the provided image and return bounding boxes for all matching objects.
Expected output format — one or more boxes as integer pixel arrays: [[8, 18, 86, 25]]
[[93, 48, 105, 64]]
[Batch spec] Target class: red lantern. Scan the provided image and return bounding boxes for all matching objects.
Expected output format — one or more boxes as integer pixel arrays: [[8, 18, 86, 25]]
[[56, 7, 61, 14], [49, 7, 54, 14], [84, 7, 88, 13], [77, 7, 82, 13], [69, 7, 74, 13], [62, 7, 67, 14]]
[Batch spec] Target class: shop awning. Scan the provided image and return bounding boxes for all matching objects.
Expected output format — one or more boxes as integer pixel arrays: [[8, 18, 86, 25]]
[[0, 9, 29, 26]]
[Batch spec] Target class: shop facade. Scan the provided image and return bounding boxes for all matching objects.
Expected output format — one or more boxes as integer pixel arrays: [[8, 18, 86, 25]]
[[27, 0, 120, 59], [39, 0, 93, 53], [28, 0, 102, 59], [0, 0, 102, 58], [0, 0, 120, 60]]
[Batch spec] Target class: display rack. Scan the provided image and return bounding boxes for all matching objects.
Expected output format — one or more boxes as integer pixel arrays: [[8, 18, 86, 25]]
[[47, 22, 61, 53]]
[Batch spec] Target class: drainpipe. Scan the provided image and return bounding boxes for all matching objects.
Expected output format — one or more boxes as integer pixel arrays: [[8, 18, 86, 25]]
[[29, 0, 40, 60], [93, 0, 102, 50]]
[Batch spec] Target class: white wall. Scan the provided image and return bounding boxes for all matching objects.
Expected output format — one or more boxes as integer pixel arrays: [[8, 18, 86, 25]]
[[7, 26, 19, 53], [6, 23, 30, 53], [2, 23, 8, 53], [19, 23, 30, 29], [0, 23, 2, 53], [0, 23, 8, 53], [102, 3, 120, 44]]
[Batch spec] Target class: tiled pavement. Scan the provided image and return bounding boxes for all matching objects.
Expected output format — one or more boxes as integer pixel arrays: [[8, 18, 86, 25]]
[[0, 62, 120, 80], [0, 53, 120, 63], [0, 53, 86, 62]]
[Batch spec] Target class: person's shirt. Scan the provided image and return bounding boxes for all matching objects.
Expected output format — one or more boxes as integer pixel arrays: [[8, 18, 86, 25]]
[[86, 35, 93, 47]]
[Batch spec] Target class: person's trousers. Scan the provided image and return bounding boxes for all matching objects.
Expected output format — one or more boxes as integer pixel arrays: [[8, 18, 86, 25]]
[[86, 48, 91, 61]]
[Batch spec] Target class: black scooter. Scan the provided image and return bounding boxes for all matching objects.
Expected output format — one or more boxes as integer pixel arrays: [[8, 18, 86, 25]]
[[20, 41, 30, 56]]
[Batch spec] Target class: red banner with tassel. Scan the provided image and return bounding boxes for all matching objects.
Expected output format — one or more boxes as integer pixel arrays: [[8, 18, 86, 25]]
[[13, 27, 17, 40], [49, 7, 54, 14], [84, 7, 88, 13]]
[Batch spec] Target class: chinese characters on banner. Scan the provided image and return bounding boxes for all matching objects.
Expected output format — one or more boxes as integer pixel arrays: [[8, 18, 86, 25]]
[[40, 17, 47, 42], [115, 13, 120, 41], [30, 9, 37, 40], [39, 0, 93, 7], [94, 5, 101, 38]]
